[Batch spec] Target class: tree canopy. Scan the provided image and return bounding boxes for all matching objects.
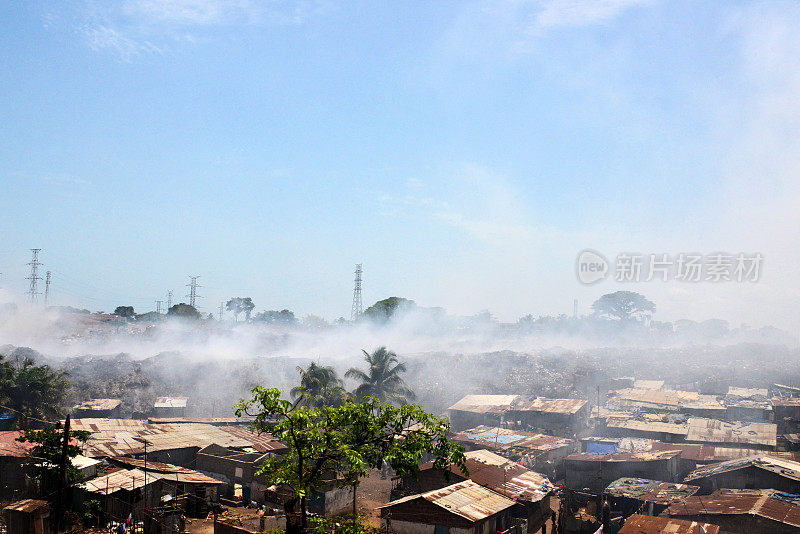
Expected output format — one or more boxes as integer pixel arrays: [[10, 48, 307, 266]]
[[346, 347, 416, 405], [235, 387, 464, 534], [113, 306, 135, 318], [591, 291, 656, 322], [0, 355, 69, 429], [167, 303, 200, 319], [17, 425, 92, 500], [362, 297, 415, 323], [254, 309, 297, 325], [226, 297, 256, 321], [290, 362, 346, 408]]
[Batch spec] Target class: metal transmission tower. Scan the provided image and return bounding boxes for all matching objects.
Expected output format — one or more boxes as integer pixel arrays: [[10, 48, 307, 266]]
[[45, 271, 51, 306], [166, 291, 173, 309], [155, 300, 163, 314], [186, 276, 201, 309], [218, 302, 224, 321], [350, 264, 363, 320], [26, 249, 43, 302]]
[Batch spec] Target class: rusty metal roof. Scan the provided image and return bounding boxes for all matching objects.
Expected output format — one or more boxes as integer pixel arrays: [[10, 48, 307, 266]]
[[421, 449, 554, 503], [0, 430, 31, 458], [566, 450, 681, 463], [649, 440, 800, 463], [684, 456, 800, 483], [613, 389, 724, 412], [510, 397, 587, 414], [727, 387, 768, 398], [70, 419, 255, 457], [686, 417, 777, 447], [665, 489, 800, 528], [217, 426, 288, 453], [3, 500, 49, 513], [633, 380, 665, 390], [448, 395, 520, 414], [606, 418, 689, 436], [453, 425, 574, 452], [381, 480, 515, 522], [772, 398, 800, 407], [73, 398, 122, 411], [603, 478, 698, 505], [154, 397, 188, 408], [82, 466, 223, 493], [618, 514, 719, 534]]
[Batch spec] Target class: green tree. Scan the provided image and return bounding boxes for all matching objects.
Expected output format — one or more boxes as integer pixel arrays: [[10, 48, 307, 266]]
[[346, 347, 416, 405], [167, 303, 200, 320], [235, 388, 465, 534], [591, 291, 656, 322], [113, 306, 135, 318], [17, 425, 92, 499], [362, 297, 415, 323], [254, 309, 297, 325], [290, 362, 346, 408], [226, 297, 256, 321], [0, 355, 70, 429]]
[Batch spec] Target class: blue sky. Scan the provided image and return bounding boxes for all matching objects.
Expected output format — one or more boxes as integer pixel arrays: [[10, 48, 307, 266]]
[[1, 1, 799, 330]]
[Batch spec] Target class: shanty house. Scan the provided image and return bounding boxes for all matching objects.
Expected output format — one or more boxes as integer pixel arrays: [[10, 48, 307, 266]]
[[685, 417, 777, 450], [611, 388, 725, 418], [381, 480, 522, 534], [447, 395, 519, 431], [664, 489, 800, 534], [452, 426, 577, 478], [648, 440, 800, 475], [0, 431, 35, 499], [564, 450, 681, 494], [196, 444, 274, 503], [602, 477, 699, 517], [683, 456, 800, 494], [153, 397, 188, 418], [618, 514, 719, 534], [604, 418, 689, 442], [72, 398, 123, 419], [2, 500, 50, 534], [395, 449, 554, 532], [507, 397, 588, 436]]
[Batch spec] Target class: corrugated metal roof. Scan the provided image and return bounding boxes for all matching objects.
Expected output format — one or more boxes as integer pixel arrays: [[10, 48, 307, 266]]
[[70, 419, 255, 457], [606, 418, 689, 436], [633, 380, 664, 390], [511, 397, 587, 415], [3, 500, 49, 513], [448, 395, 520, 414], [613, 389, 724, 412], [665, 489, 800, 528], [421, 449, 554, 503], [381, 480, 515, 522], [73, 398, 122, 411], [0, 430, 31, 458], [649, 440, 800, 463], [618, 514, 719, 534], [154, 397, 188, 408], [727, 387, 768, 398], [603, 478, 698, 505], [686, 417, 777, 447], [217, 426, 288, 453], [82, 466, 223, 493], [453, 425, 574, 452], [566, 450, 681, 463], [684, 456, 800, 483]]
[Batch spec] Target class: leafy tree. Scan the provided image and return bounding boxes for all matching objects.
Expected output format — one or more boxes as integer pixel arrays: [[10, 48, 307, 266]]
[[346, 347, 416, 405], [235, 388, 465, 534], [226, 297, 256, 322], [167, 303, 200, 320], [362, 297, 415, 323], [302, 314, 330, 330], [113, 306, 135, 318], [591, 291, 656, 322], [17, 425, 92, 499], [254, 309, 297, 325], [290, 362, 346, 408], [0, 355, 69, 429]]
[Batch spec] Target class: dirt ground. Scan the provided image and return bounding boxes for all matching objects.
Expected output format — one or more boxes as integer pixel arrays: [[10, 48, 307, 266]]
[[355, 469, 394, 526]]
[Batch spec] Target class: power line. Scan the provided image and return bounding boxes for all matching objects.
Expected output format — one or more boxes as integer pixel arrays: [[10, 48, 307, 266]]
[[351, 264, 363, 321], [166, 291, 173, 309], [26, 249, 43, 302], [186, 276, 201, 309], [45, 271, 52, 306]]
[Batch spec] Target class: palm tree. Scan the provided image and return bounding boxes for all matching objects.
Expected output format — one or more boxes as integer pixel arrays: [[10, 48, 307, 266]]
[[0, 355, 69, 429], [346, 346, 416, 405], [290, 361, 346, 407]]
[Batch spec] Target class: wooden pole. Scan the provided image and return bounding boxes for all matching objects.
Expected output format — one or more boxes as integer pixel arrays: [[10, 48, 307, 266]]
[[54, 414, 71, 533]]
